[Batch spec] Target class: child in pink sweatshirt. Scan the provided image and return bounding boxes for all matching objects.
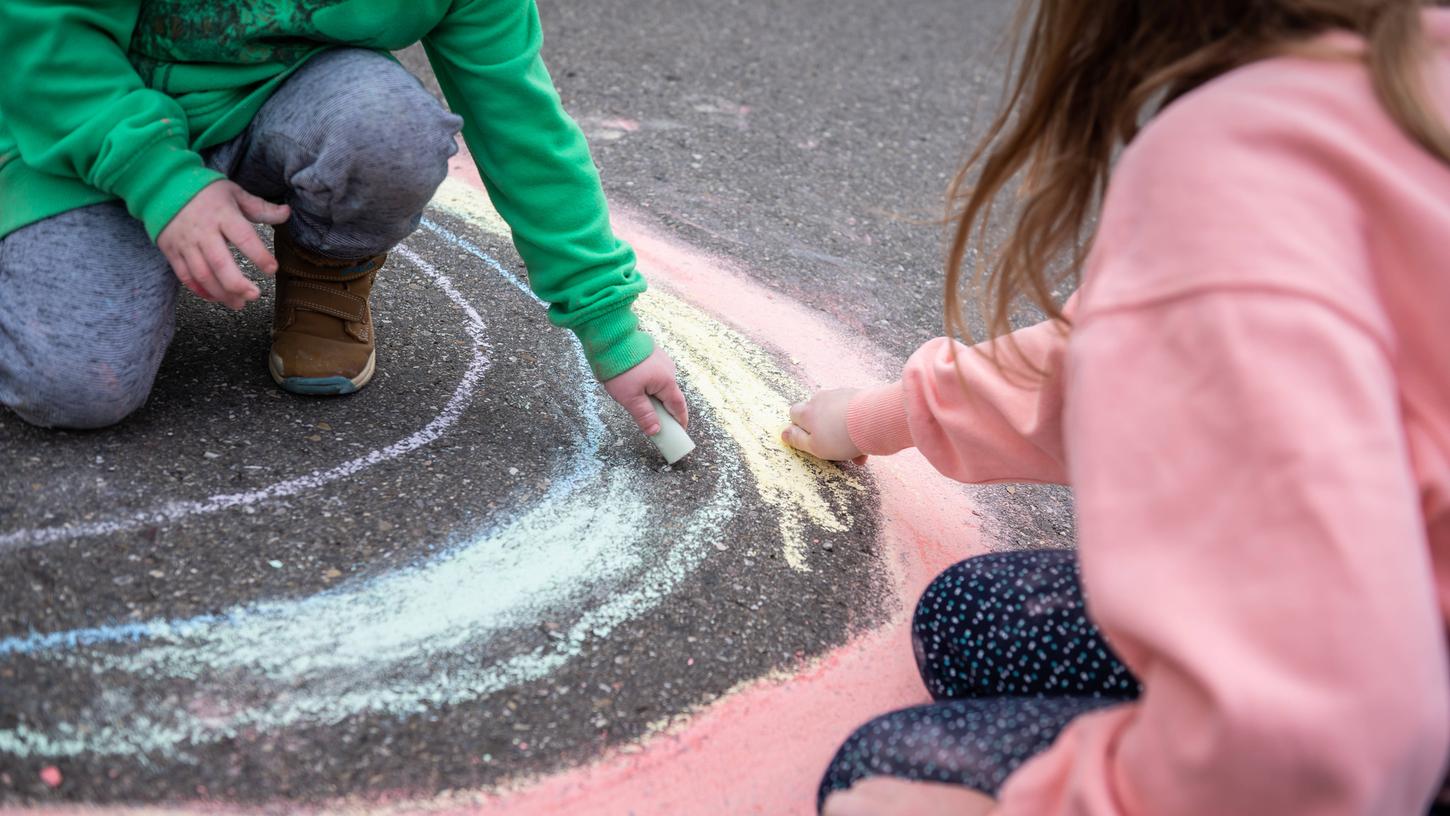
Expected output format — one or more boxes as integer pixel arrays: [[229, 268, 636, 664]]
[[789, 3, 1450, 815]]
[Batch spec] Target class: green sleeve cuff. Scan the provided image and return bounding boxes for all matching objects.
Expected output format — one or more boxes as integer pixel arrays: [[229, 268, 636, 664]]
[[108, 140, 226, 241], [571, 305, 655, 380]]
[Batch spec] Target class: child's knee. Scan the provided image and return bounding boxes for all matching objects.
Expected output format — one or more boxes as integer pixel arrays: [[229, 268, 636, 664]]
[[309, 77, 463, 218], [340, 108, 460, 203], [914, 550, 1076, 645], [5, 369, 153, 430], [288, 87, 462, 256], [913, 553, 1037, 696], [2, 337, 165, 430], [914, 557, 994, 651]]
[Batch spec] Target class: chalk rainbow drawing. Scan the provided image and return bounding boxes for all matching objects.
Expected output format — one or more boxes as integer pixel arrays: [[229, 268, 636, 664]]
[[0, 180, 865, 762], [429, 177, 867, 570]]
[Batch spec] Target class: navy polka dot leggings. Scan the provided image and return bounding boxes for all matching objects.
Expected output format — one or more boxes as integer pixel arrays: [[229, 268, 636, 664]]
[[817, 549, 1140, 810]]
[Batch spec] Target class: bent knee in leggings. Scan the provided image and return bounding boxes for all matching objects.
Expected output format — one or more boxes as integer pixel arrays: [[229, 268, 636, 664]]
[[1, 310, 174, 429], [912, 549, 1136, 700], [817, 697, 1118, 812], [5, 365, 159, 430], [0, 203, 177, 429]]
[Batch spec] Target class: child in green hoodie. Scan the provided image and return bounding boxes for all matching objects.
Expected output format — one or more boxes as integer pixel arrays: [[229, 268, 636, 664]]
[[0, 0, 688, 437]]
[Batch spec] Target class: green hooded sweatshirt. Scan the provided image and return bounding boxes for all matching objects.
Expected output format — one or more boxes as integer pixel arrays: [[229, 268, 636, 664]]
[[0, 0, 653, 380]]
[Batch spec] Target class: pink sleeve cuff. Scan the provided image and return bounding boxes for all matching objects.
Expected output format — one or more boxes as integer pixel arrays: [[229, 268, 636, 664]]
[[846, 382, 915, 455]]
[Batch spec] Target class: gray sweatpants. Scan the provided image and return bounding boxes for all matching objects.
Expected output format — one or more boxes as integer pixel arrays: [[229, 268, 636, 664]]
[[0, 49, 463, 429]]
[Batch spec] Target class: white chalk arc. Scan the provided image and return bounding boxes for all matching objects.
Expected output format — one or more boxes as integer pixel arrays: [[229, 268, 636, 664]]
[[0, 183, 863, 765], [0, 250, 492, 554]]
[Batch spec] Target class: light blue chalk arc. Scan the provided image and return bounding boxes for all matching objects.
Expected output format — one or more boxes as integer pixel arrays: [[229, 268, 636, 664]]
[[0, 227, 740, 761]]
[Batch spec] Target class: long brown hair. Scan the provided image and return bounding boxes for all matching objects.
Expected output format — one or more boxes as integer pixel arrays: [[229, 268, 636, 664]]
[[947, 0, 1450, 369]]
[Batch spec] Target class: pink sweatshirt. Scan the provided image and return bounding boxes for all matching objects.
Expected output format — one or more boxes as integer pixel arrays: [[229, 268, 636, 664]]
[[847, 13, 1450, 815]]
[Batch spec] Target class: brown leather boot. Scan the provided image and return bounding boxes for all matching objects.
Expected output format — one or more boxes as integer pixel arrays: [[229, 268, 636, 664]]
[[269, 225, 386, 396]]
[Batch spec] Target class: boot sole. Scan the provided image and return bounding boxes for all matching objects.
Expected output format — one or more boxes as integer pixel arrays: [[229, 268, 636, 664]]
[[269, 351, 376, 396]]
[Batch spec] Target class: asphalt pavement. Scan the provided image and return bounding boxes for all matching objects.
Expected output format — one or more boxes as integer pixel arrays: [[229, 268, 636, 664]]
[[0, 0, 1075, 808]]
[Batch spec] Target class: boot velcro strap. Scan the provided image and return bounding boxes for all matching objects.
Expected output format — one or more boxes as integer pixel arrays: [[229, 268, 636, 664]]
[[281, 254, 386, 283], [285, 279, 368, 323]]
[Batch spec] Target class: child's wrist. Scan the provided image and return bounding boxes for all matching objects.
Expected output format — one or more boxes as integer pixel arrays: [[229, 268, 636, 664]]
[[571, 307, 654, 380], [846, 382, 914, 455]]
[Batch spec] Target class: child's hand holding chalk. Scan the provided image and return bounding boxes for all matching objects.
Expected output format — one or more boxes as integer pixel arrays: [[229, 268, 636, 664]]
[[647, 396, 695, 464]]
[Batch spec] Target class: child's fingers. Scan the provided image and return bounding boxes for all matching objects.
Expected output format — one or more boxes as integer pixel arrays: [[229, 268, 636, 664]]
[[622, 394, 663, 437], [235, 189, 291, 226], [168, 254, 213, 302], [781, 424, 814, 455], [788, 401, 812, 432], [202, 236, 259, 310], [655, 380, 689, 429], [222, 218, 279, 277], [184, 247, 229, 304]]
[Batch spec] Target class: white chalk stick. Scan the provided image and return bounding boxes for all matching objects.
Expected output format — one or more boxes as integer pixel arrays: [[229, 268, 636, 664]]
[[647, 396, 696, 465]]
